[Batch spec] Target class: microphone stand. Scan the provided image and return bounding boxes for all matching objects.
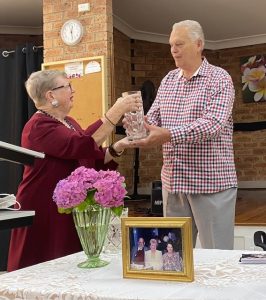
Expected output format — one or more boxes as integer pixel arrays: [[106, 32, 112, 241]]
[[128, 147, 150, 201]]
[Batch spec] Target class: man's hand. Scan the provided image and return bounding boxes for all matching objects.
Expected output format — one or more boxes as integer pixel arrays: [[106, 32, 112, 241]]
[[128, 120, 171, 148]]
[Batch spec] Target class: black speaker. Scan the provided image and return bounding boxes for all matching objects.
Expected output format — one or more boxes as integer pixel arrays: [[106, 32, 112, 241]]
[[150, 180, 163, 216]]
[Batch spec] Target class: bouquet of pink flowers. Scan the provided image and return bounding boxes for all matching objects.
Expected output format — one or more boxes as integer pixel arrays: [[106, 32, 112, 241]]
[[53, 166, 127, 216]]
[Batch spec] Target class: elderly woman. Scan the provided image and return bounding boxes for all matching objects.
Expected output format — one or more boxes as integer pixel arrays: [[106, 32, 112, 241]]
[[144, 238, 163, 270], [7, 70, 141, 271], [162, 242, 183, 271]]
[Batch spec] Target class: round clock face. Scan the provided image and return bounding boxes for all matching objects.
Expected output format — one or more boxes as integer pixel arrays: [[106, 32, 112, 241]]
[[60, 19, 84, 46]]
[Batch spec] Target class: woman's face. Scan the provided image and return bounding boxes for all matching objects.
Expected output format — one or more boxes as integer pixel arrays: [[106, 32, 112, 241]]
[[150, 242, 157, 251], [167, 243, 173, 253], [50, 76, 75, 114]]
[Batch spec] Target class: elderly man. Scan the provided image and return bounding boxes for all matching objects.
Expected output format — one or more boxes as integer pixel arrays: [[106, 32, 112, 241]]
[[131, 237, 148, 266], [130, 20, 237, 250]]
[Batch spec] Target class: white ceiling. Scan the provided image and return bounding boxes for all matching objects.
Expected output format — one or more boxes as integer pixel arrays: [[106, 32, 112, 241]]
[[113, 0, 266, 49], [0, 0, 265, 49], [0, 0, 42, 35]]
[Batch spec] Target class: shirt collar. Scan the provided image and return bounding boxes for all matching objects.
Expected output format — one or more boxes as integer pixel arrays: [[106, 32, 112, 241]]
[[177, 57, 209, 79]]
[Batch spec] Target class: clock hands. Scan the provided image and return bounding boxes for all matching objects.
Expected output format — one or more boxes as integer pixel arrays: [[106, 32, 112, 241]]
[[61, 20, 83, 46]]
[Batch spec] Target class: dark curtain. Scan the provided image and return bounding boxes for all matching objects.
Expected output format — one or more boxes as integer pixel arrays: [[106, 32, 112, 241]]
[[0, 42, 43, 193], [0, 42, 43, 270]]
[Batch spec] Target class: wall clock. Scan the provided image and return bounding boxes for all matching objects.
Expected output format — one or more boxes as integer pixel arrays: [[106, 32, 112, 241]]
[[60, 19, 84, 46]]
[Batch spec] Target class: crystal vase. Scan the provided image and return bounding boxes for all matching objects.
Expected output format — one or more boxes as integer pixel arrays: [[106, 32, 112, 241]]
[[104, 207, 128, 254], [72, 206, 111, 268]]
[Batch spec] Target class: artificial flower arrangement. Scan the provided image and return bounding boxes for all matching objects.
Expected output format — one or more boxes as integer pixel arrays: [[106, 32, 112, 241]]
[[241, 55, 266, 102], [53, 166, 127, 217]]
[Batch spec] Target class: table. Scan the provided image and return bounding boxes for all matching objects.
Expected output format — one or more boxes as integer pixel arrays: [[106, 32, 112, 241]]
[[0, 249, 265, 300], [0, 211, 35, 230]]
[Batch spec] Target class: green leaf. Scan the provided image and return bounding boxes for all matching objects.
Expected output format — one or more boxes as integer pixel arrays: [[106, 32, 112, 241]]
[[75, 190, 97, 212], [111, 205, 124, 217], [76, 201, 88, 212], [58, 207, 72, 214], [85, 190, 97, 205]]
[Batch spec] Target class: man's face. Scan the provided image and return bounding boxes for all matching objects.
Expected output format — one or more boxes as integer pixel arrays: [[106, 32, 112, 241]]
[[169, 26, 202, 69], [138, 238, 144, 249]]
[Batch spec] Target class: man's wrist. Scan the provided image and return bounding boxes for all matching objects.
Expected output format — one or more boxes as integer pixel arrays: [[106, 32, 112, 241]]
[[162, 128, 172, 143]]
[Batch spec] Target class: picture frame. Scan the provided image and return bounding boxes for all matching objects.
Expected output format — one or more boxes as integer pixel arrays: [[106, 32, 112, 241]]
[[121, 217, 194, 282], [240, 54, 266, 103]]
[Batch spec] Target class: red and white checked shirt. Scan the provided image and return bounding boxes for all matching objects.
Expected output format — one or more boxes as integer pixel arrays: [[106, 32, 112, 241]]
[[147, 58, 237, 194]]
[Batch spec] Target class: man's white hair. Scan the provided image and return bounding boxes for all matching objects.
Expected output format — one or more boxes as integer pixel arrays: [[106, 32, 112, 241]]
[[172, 20, 205, 49]]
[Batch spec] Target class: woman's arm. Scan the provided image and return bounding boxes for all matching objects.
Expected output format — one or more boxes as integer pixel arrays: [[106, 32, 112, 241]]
[[103, 137, 131, 164], [92, 95, 141, 146]]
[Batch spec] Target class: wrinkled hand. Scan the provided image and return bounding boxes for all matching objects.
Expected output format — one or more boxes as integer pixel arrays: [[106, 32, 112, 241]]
[[115, 94, 142, 114], [121, 115, 130, 135], [113, 137, 132, 152], [127, 119, 171, 148]]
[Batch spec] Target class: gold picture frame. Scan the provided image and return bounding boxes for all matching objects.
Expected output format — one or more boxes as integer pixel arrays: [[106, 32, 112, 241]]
[[121, 217, 194, 282]]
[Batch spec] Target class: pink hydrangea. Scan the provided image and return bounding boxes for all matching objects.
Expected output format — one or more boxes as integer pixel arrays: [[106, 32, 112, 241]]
[[53, 166, 126, 211]]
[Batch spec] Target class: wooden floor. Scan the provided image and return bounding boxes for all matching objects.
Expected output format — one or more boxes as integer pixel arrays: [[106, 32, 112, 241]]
[[126, 189, 266, 226], [235, 189, 266, 225]]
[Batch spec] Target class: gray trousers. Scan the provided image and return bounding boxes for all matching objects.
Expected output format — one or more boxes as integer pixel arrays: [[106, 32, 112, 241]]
[[162, 188, 237, 250]]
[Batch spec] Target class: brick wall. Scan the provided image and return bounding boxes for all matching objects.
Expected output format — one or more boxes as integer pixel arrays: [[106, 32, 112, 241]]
[[130, 39, 176, 90], [113, 28, 266, 193], [43, 0, 113, 105], [43, 0, 113, 62], [113, 29, 131, 98]]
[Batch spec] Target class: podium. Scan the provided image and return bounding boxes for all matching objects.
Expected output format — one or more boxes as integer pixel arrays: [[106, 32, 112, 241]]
[[0, 141, 45, 270], [0, 140, 44, 228], [0, 141, 45, 165], [0, 140, 45, 228]]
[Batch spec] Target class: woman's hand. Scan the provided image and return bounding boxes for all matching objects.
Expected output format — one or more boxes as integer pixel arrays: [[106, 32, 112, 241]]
[[112, 137, 131, 152], [113, 94, 142, 115], [104, 137, 131, 164], [93, 94, 142, 147]]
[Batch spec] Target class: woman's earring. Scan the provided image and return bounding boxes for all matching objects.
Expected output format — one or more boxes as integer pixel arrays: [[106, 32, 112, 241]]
[[51, 100, 59, 107]]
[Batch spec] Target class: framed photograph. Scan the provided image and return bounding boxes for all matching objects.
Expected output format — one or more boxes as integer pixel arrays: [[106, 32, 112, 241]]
[[240, 54, 266, 103], [121, 217, 194, 282]]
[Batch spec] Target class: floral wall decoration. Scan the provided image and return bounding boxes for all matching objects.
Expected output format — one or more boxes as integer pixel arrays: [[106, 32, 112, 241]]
[[241, 55, 266, 102]]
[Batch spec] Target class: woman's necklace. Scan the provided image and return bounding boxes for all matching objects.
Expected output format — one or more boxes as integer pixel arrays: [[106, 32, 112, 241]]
[[38, 109, 76, 131]]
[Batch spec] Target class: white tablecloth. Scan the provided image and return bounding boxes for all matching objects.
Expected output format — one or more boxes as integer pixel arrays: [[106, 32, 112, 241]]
[[0, 249, 266, 300]]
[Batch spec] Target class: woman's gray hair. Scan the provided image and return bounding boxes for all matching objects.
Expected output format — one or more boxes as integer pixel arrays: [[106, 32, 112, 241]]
[[25, 70, 67, 106], [150, 238, 157, 245], [172, 20, 205, 49]]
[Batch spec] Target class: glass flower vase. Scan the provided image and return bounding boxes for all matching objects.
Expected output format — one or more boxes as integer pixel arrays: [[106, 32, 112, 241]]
[[72, 206, 111, 268]]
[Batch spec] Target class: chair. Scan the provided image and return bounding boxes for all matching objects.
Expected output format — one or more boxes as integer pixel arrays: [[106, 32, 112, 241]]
[[254, 231, 266, 251]]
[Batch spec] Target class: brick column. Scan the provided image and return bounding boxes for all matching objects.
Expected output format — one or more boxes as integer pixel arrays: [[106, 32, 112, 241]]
[[43, 0, 113, 105]]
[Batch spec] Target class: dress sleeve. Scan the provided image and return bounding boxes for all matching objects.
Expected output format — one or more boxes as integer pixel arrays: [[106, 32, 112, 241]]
[[25, 117, 104, 160]]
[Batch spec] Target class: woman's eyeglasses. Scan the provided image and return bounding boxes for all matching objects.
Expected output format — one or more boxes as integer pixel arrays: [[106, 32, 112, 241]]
[[52, 83, 73, 91]]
